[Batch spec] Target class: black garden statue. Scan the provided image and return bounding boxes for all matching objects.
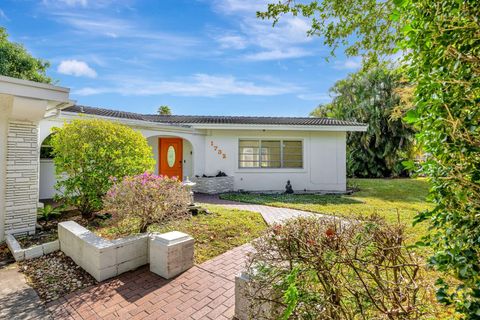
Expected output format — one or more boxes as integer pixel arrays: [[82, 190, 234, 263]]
[[285, 180, 294, 194]]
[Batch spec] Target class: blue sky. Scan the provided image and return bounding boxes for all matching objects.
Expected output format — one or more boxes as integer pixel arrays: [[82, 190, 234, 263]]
[[0, 0, 360, 116]]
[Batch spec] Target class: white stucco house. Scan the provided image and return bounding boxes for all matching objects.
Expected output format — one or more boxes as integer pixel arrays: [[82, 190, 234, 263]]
[[0, 75, 366, 241]]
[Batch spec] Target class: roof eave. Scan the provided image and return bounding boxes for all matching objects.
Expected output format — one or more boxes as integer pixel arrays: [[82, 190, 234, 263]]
[[59, 111, 202, 134], [184, 123, 368, 132]]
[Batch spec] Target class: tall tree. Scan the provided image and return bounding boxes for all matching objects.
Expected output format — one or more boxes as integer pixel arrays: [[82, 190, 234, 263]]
[[0, 27, 51, 83], [311, 68, 416, 178], [260, 0, 480, 317], [157, 105, 172, 115]]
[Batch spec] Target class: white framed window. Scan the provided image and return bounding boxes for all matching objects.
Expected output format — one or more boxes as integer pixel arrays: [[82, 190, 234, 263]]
[[238, 139, 303, 169]]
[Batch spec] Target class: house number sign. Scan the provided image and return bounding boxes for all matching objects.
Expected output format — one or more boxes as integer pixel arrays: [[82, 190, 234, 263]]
[[210, 141, 227, 159]]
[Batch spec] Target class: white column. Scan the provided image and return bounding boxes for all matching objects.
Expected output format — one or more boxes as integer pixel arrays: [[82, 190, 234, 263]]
[[149, 231, 194, 279], [0, 102, 12, 242]]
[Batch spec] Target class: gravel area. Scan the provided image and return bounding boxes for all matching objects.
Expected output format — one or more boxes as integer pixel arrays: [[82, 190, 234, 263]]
[[19, 251, 97, 302]]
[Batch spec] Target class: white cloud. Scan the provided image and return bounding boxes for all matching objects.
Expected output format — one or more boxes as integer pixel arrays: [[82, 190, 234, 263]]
[[43, 0, 88, 7], [297, 93, 332, 102], [52, 13, 199, 45], [57, 60, 97, 78], [42, 0, 128, 8], [0, 9, 9, 21], [210, 0, 316, 61], [245, 48, 312, 61], [216, 35, 248, 50], [334, 58, 362, 70], [73, 73, 301, 97], [211, 0, 268, 15]]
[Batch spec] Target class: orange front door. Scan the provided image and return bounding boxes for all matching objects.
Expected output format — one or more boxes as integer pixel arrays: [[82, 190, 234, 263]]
[[159, 138, 183, 180]]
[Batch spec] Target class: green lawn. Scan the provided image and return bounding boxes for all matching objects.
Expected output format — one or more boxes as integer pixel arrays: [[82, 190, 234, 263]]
[[94, 204, 267, 263], [221, 178, 433, 244]]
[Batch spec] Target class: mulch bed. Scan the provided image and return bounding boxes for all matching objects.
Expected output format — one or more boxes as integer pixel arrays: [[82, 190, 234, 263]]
[[19, 251, 97, 302], [17, 209, 96, 249], [16, 229, 58, 248], [0, 242, 14, 267]]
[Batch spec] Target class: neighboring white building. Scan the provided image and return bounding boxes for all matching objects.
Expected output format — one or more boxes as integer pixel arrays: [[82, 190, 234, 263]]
[[0, 75, 366, 240]]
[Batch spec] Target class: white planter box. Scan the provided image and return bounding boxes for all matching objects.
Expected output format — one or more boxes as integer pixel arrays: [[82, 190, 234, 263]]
[[192, 176, 234, 194], [6, 234, 60, 262], [58, 221, 149, 282], [58, 221, 194, 282]]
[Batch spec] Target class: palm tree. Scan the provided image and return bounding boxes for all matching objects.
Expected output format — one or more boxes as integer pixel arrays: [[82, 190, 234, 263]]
[[157, 105, 172, 115]]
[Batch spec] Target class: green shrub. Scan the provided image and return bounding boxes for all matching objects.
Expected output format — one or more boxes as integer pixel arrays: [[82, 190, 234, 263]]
[[37, 204, 62, 226], [103, 172, 190, 233], [50, 119, 155, 218], [245, 216, 427, 319]]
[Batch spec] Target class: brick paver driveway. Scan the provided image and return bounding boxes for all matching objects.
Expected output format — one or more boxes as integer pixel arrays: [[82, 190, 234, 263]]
[[47, 244, 253, 320], [45, 195, 319, 319]]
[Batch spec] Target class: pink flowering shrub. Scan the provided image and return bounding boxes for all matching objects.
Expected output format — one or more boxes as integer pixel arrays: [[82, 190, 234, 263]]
[[103, 172, 191, 232]]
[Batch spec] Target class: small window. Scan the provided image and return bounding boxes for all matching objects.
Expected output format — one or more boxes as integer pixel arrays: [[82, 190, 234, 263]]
[[239, 139, 303, 168], [40, 135, 54, 159], [239, 140, 260, 168], [283, 141, 303, 168]]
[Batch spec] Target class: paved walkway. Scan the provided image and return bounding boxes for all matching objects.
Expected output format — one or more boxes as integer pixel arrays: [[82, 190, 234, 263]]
[[47, 244, 253, 320], [2, 195, 318, 319], [194, 193, 318, 225], [0, 263, 51, 320]]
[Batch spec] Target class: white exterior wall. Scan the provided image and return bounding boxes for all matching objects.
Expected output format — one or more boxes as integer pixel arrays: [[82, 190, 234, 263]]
[[203, 129, 347, 192], [39, 160, 56, 199], [5, 121, 39, 235], [0, 101, 10, 241]]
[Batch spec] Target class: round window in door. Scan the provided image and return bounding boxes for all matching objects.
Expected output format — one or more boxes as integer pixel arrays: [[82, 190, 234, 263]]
[[167, 146, 176, 167]]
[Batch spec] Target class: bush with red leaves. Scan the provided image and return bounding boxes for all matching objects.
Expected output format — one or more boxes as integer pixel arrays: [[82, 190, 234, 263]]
[[243, 215, 428, 320]]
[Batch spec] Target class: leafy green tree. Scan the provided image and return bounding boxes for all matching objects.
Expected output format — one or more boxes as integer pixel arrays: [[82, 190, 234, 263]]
[[0, 27, 51, 83], [50, 119, 155, 218], [260, 0, 480, 316], [311, 68, 416, 177], [157, 105, 172, 115], [400, 1, 480, 316]]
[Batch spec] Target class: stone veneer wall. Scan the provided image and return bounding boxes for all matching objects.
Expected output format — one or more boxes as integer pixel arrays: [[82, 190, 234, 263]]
[[5, 120, 39, 236], [191, 176, 234, 194]]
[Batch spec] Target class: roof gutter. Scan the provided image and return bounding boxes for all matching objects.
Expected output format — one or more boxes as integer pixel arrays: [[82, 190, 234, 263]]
[[186, 123, 368, 132]]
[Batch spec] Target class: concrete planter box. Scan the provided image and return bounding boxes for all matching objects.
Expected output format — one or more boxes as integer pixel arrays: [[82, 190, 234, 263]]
[[58, 221, 194, 282], [150, 231, 194, 279], [6, 234, 59, 262], [192, 176, 234, 194], [235, 271, 284, 320], [58, 221, 149, 282]]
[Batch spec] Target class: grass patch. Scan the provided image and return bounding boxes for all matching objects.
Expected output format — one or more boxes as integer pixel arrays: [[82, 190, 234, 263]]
[[221, 178, 433, 244], [94, 204, 267, 263]]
